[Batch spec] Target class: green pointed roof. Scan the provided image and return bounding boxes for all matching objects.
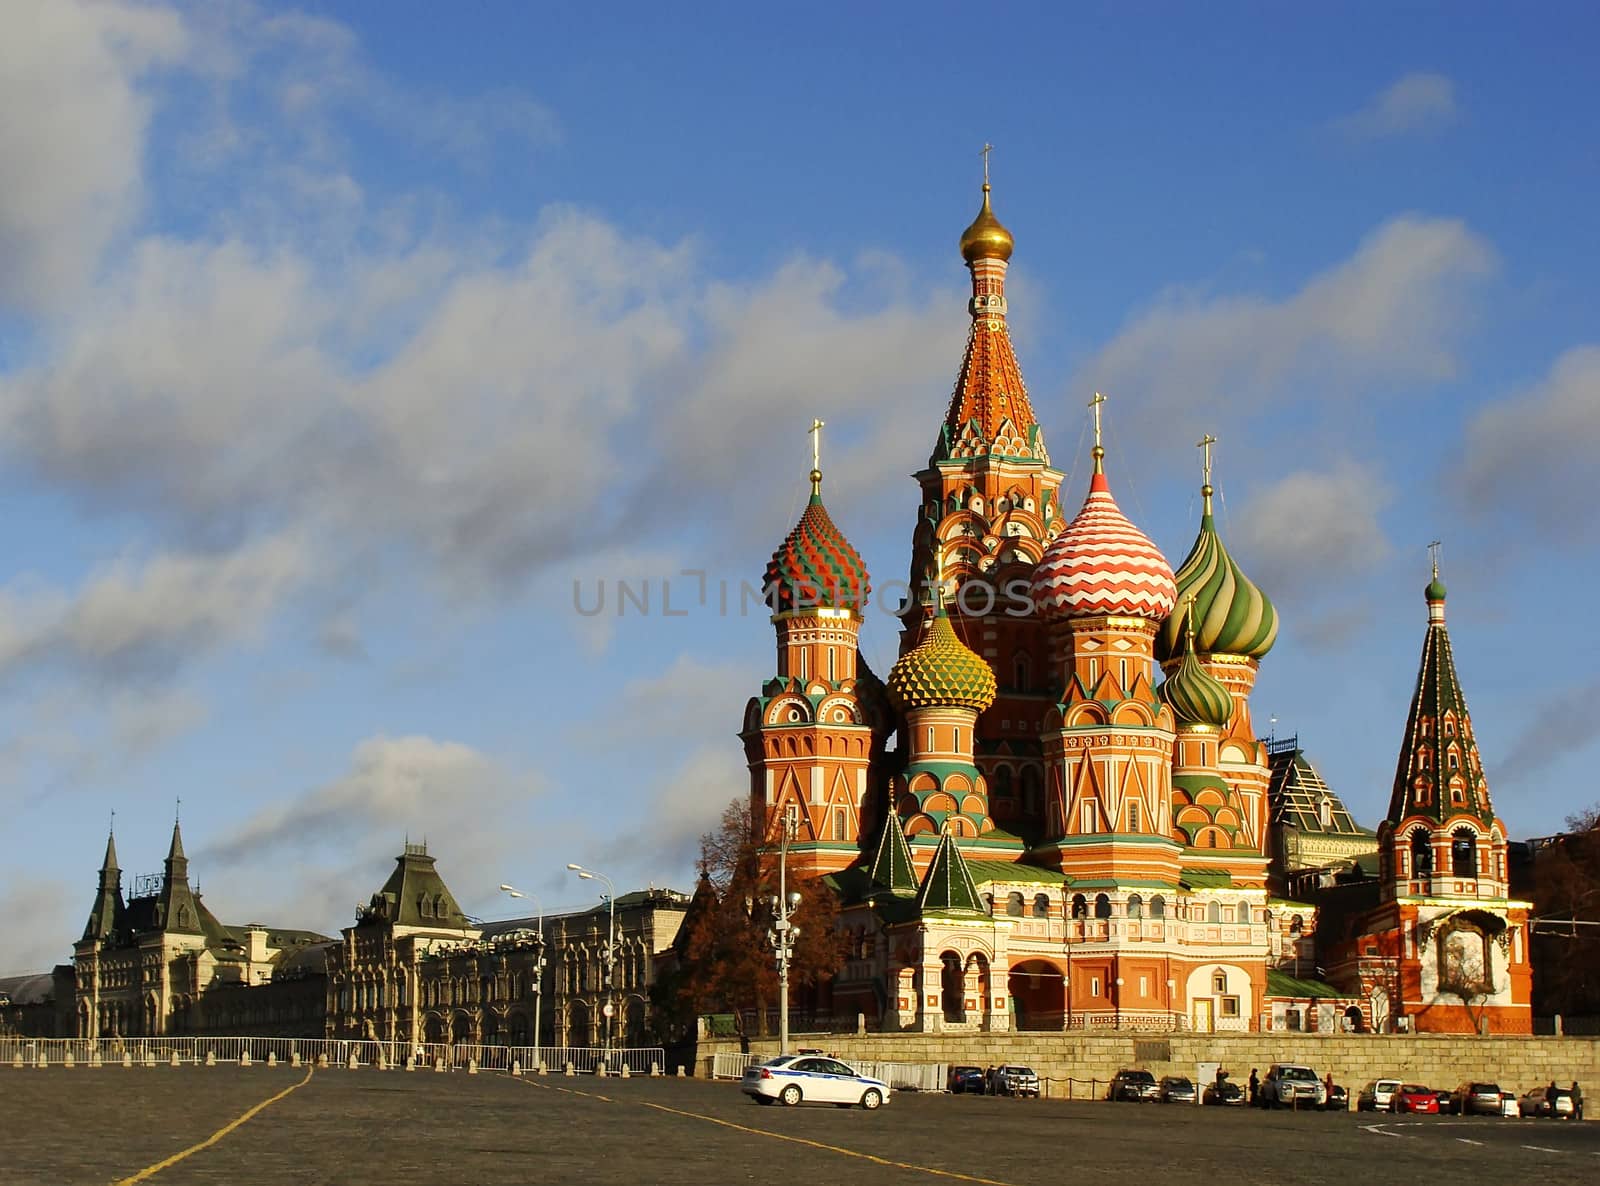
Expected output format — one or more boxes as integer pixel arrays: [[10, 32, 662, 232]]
[[867, 812, 918, 897], [1159, 618, 1234, 729], [82, 831, 126, 942], [914, 831, 986, 916], [887, 608, 997, 712], [1385, 576, 1494, 827], [1156, 498, 1277, 662]]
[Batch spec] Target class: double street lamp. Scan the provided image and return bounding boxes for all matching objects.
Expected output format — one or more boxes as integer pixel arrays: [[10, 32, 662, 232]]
[[566, 863, 617, 1067], [746, 815, 801, 1055], [498, 884, 545, 1068]]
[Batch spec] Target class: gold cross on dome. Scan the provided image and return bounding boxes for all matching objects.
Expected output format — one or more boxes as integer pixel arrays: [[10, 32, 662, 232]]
[[809, 418, 824, 472], [1428, 539, 1442, 579], [981, 143, 994, 186], [1089, 391, 1107, 444], [1197, 434, 1217, 487]]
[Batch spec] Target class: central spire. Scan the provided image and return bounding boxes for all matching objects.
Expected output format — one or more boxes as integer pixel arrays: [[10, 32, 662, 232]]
[[937, 155, 1044, 465]]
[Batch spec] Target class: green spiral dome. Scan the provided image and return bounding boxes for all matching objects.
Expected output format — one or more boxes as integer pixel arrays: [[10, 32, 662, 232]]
[[887, 611, 998, 712], [1156, 508, 1278, 662], [1159, 627, 1235, 729]]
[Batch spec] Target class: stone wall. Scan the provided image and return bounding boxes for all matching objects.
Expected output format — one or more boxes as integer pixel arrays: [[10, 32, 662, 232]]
[[706, 1031, 1600, 1096]]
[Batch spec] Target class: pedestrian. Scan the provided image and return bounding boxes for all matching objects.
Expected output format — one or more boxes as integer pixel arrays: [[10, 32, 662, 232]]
[[1248, 1068, 1259, 1107], [985, 1065, 996, 1096], [1546, 1080, 1558, 1114], [1572, 1081, 1583, 1122], [1324, 1071, 1334, 1100]]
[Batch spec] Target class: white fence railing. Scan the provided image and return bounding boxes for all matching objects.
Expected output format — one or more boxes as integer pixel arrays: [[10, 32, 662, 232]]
[[0, 1036, 664, 1074], [710, 1051, 759, 1079]]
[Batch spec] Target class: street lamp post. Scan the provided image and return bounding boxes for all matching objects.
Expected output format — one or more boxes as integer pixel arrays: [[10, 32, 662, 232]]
[[566, 863, 617, 1068], [499, 884, 545, 1070], [748, 816, 802, 1055]]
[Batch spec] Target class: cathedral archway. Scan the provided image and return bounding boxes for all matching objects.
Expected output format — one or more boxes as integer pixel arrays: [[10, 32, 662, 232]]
[[1007, 960, 1065, 1031]]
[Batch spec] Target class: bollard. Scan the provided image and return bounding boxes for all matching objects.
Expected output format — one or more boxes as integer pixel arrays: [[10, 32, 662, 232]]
[[347, 1054, 359, 1071], [315, 1053, 328, 1069], [565, 1062, 575, 1077], [537, 1062, 547, 1076], [37, 1053, 47, 1069], [267, 1052, 277, 1067], [651, 1061, 662, 1078], [205, 1051, 216, 1067], [595, 1064, 607, 1078], [91, 1052, 103, 1068], [64, 1052, 76, 1069], [620, 1065, 631, 1079], [376, 1053, 387, 1071], [11, 1053, 22, 1069], [434, 1058, 446, 1073], [241, 1052, 252, 1067], [467, 1059, 479, 1075], [121, 1053, 132, 1068], [676, 1066, 686, 1078], [290, 1051, 302, 1068], [512, 1061, 522, 1077], [405, 1056, 415, 1072], [170, 1053, 180, 1068], [144, 1052, 156, 1067]]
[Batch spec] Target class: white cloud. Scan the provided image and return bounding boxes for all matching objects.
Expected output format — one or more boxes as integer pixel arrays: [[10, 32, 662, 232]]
[[1459, 345, 1600, 541], [1334, 72, 1458, 140], [1079, 216, 1495, 442], [0, 0, 187, 309], [1231, 461, 1392, 602], [0, 534, 310, 681], [0, 875, 76, 975]]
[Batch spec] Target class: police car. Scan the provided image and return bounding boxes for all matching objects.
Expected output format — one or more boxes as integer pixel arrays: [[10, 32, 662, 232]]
[[741, 1053, 890, 1109]]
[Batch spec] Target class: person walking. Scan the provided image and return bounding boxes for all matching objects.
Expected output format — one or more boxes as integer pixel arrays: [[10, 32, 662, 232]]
[[1546, 1080, 1558, 1115], [1572, 1081, 1583, 1121], [1248, 1068, 1259, 1107]]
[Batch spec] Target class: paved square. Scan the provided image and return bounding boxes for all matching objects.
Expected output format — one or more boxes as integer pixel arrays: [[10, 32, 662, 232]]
[[1, 1066, 1596, 1185]]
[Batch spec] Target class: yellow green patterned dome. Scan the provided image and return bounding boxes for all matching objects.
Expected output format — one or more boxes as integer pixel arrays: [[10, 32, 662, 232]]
[[887, 610, 997, 712], [1159, 622, 1234, 729]]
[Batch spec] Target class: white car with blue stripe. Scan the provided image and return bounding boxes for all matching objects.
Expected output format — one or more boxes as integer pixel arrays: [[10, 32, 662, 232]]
[[741, 1053, 890, 1109]]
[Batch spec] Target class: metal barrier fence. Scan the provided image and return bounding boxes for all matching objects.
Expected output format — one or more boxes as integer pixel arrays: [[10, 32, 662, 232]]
[[0, 1036, 664, 1074], [710, 1051, 758, 1079]]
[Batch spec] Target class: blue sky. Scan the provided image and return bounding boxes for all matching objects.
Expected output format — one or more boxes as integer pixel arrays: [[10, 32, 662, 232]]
[[2, 1, 1597, 973]]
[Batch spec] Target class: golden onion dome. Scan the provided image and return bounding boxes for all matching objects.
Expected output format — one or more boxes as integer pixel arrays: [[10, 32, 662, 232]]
[[959, 184, 1014, 263]]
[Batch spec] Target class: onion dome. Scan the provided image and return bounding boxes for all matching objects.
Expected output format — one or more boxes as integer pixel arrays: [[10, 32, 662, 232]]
[[1159, 612, 1234, 729], [1426, 574, 1447, 602], [1031, 464, 1177, 622], [886, 608, 997, 713], [959, 184, 1014, 263], [1154, 488, 1277, 662], [765, 471, 870, 615]]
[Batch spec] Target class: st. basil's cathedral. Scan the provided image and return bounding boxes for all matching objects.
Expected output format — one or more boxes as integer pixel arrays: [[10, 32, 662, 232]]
[[741, 178, 1532, 1036]]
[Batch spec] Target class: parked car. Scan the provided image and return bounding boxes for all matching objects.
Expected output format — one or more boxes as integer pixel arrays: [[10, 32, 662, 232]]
[[1393, 1084, 1440, 1114], [993, 1065, 1040, 1098], [1323, 1084, 1349, 1111], [1518, 1086, 1575, 1119], [1158, 1076, 1198, 1105], [1451, 1081, 1507, 1117], [1431, 1089, 1456, 1114], [741, 1054, 890, 1109], [1262, 1064, 1326, 1109], [1109, 1069, 1160, 1102], [1203, 1079, 1245, 1106], [1357, 1079, 1403, 1112], [948, 1065, 986, 1094]]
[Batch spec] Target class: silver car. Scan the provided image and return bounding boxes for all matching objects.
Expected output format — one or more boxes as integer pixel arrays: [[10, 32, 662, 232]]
[[741, 1053, 890, 1109]]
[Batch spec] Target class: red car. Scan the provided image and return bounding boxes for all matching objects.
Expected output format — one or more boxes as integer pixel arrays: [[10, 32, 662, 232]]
[[1393, 1084, 1440, 1114]]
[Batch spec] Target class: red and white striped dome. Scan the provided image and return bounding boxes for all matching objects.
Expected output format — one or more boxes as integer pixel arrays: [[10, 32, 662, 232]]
[[1031, 470, 1177, 622]]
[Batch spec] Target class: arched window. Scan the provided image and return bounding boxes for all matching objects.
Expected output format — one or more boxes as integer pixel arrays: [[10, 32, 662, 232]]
[[1033, 893, 1050, 918], [1206, 901, 1222, 924], [1071, 893, 1088, 919], [1006, 892, 1024, 917], [1451, 828, 1477, 878], [1149, 895, 1166, 919], [1094, 893, 1112, 919], [1127, 893, 1143, 919], [1411, 829, 1433, 876], [1237, 902, 1251, 924]]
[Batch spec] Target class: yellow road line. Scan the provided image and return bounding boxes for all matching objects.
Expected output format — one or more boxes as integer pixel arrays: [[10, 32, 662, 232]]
[[111, 1068, 315, 1185], [507, 1075, 612, 1103], [638, 1100, 1019, 1186]]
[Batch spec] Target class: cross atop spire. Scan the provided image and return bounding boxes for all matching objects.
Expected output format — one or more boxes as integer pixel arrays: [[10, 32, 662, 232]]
[[808, 418, 825, 495], [1089, 391, 1107, 474], [981, 142, 993, 187], [1428, 539, 1442, 581], [1197, 432, 1217, 514]]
